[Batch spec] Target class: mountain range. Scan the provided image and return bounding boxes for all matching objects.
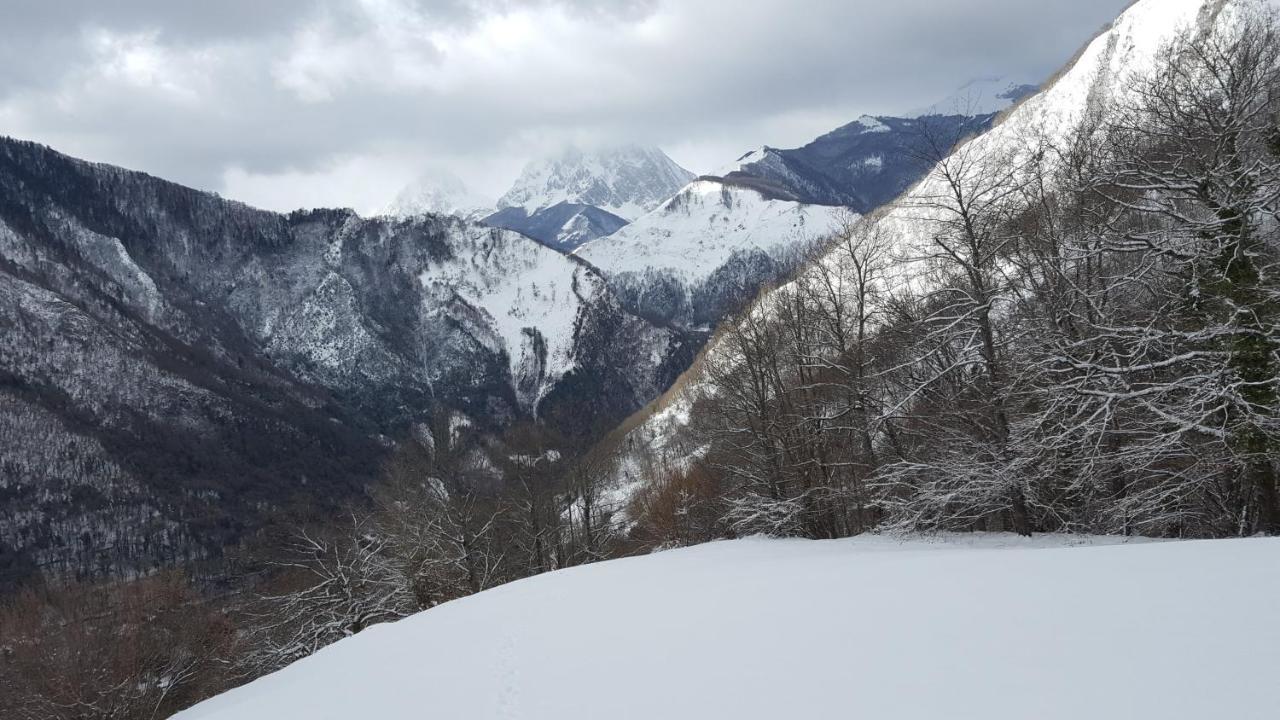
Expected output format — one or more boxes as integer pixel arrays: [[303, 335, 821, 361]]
[[0, 70, 1030, 587], [0, 139, 698, 587], [447, 145, 695, 252]]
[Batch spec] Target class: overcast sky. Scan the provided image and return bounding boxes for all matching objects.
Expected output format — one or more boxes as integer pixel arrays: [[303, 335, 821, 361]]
[[0, 0, 1133, 214]]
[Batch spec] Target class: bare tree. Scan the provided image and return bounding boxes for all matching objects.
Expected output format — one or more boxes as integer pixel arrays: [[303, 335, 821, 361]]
[[375, 436, 507, 607], [561, 445, 621, 564], [241, 514, 413, 674], [0, 574, 235, 720], [874, 114, 1038, 534]]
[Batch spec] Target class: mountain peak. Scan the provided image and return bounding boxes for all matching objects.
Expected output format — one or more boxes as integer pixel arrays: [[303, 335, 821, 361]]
[[384, 170, 490, 220], [497, 144, 695, 222]]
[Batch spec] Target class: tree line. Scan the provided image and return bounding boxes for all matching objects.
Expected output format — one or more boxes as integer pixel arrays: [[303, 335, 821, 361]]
[[1, 409, 632, 718]]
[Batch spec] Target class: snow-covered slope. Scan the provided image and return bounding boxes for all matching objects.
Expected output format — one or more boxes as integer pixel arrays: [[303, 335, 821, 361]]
[[497, 144, 695, 222], [383, 170, 490, 220], [574, 179, 849, 326], [414, 221, 605, 407], [605, 0, 1233, 489], [176, 535, 1280, 720], [0, 137, 693, 579], [577, 180, 847, 286], [862, 0, 1234, 300], [486, 145, 695, 252]]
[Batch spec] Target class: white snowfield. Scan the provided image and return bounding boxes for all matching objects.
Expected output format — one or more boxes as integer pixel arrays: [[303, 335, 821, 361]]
[[178, 535, 1280, 720]]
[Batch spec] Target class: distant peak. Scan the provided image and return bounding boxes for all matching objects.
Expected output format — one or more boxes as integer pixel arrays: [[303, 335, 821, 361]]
[[384, 170, 490, 220], [497, 143, 695, 221]]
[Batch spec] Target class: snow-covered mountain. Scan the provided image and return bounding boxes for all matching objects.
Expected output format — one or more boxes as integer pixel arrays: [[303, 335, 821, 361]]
[[569, 113, 1003, 327], [597, 0, 1235, 501], [383, 170, 490, 220], [498, 144, 695, 221], [174, 535, 1280, 720], [575, 179, 849, 326], [716, 113, 996, 210], [485, 202, 629, 253], [0, 136, 693, 583], [486, 145, 695, 251]]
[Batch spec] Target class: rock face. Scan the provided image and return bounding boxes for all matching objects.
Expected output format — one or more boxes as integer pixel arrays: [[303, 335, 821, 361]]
[[0, 137, 694, 588], [485, 145, 695, 251]]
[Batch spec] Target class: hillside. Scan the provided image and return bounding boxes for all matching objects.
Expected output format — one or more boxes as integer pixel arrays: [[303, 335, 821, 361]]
[[600, 0, 1264, 527], [575, 179, 850, 326], [716, 113, 1001, 210], [572, 113, 1005, 329], [176, 535, 1280, 720], [486, 145, 696, 251], [0, 137, 693, 585]]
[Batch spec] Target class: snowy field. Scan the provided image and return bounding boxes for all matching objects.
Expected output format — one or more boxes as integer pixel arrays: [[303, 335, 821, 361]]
[[177, 534, 1280, 720]]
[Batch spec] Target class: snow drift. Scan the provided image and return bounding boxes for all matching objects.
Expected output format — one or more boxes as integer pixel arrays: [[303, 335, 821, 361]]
[[178, 535, 1280, 720]]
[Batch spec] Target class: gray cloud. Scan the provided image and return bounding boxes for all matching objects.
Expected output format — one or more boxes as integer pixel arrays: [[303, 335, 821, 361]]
[[0, 0, 1131, 213]]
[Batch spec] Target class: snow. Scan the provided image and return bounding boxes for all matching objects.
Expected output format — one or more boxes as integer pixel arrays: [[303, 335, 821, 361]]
[[710, 146, 820, 196], [854, 114, 891, 132], [416, 222, 599, 407], [574, 179, 850, 286], [177, 535, 1280, 720], [497, 144, 695, 222]]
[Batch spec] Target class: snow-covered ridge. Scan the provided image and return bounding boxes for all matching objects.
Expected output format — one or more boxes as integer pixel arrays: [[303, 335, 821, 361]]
[[870, 0, 1222, 280], [575, 179, 849, 287], [855, 114, 891, 132], [610, 0, 1229, 485], [714, 146, 805, 185], [175, 535, 1280, 720], [713, 113, 997, 212], [497, 144, 695, 222]]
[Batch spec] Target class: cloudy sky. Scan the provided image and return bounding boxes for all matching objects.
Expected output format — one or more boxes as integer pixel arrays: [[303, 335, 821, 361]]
[[0, 0, 1132, 214]]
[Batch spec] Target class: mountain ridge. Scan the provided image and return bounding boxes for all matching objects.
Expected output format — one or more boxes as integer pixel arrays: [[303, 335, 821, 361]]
[[593, 0, 1231, 508], [0, 135, 693, 586], [484, 144, 695, 251]]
